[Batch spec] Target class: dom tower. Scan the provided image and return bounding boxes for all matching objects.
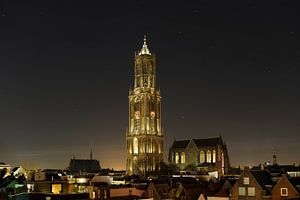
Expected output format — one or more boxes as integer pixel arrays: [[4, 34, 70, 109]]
[[126, 37, 163, 176]]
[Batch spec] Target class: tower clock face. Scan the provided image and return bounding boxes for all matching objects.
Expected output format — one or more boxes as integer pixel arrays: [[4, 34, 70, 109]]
[[150, 111, 155, 118], [134, 111, 140, 119]]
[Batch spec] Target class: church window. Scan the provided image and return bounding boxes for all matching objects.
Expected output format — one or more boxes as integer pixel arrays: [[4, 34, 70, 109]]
[[181, 152, 186, 164], [221, 152, 225, 174], [175, 152, 179, 164], [104, 190, 108, 199], [200, 151, 205, 163], [212, 150, 216, 163], [133, 137, 138, 154], [206, 150, 211, 163]]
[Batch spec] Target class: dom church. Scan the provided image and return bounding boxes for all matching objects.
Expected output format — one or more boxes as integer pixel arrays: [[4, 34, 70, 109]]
[[126, 37, 163, 176]]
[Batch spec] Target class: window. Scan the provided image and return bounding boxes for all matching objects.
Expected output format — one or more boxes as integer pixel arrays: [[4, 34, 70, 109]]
[[104, 190, 108, 199], [133, 137, 138, 154], [51, 184, 62, 194], [281, 188, 288, 196], [238, 187, 245, 196], [244, 177, 249, 185], [212, 150, 216, 163], [248, 187, 255, 196], [175, 152, 179, 164], [200, 151, 205, 163], [181, 152, 186, 164], [206, 150, 211, 163]]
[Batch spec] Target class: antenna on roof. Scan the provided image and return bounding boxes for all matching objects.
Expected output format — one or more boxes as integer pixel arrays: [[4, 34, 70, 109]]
[[90, 142, 93, 160], [272, 147, 277, 166]]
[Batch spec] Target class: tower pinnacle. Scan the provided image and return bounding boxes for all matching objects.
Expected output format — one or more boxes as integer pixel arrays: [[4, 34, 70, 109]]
[[138, 35, 151, 55]]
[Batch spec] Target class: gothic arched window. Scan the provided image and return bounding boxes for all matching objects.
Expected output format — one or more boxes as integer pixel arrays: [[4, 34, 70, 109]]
[[212, 150, 216, 163], [200, 151, 205, 163], [133, 137, 138, 154], [175, 152, 179, 164], [206, 150, 211, 163], [181, 152, 186, 164]]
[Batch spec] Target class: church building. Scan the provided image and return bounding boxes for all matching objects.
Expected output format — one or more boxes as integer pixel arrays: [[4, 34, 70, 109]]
[[126, 37, 163, 176], [169, 136, 230, 177]]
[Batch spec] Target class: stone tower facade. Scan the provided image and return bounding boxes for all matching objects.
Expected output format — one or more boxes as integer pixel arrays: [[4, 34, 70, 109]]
[[126, 37, 163, 176]]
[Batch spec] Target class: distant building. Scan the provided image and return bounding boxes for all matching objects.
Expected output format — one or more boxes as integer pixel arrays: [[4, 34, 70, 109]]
[[168, 137, 230, 176], [0, 162, 11, 179], [67, 152, 101, 175], [231, 167, 274, 200]]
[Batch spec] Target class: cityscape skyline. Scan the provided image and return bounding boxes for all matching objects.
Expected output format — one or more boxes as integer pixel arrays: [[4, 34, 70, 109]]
[[1, 1, 300, 170]]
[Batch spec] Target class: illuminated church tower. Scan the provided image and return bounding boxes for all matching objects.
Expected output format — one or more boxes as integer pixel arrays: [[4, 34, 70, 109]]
[[126, 36, 163, 176]]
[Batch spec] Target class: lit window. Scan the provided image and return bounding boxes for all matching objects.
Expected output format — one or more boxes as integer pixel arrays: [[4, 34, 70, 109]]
[[200, 151, 205, 163], [244, 177, 249, 185], [104, 190, 108, 199], [248, 187, 255, 196], [206, 150, 211, 163], [238, 187, 245, 196], [212, 150, 216, 163], [133, 137, 138, 154], [51, 184, 62, 194], [175, 152, 179, 164], [181, 152, 186, 164], [134, 111, 140, 119], [281, 188, 288, 196]]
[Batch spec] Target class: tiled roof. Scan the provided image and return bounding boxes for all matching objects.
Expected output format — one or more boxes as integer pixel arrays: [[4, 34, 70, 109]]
[[251, 170, 274, 193], [288, 177, 300, 192], [153, 183, 170, 199]]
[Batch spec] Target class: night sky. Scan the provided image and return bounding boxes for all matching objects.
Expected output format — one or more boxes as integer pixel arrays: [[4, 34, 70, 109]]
[[1, 1, 300, 170]]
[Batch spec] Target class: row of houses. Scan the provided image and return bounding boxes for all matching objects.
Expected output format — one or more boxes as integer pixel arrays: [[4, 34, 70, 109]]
[[1, 164, 300, 200]]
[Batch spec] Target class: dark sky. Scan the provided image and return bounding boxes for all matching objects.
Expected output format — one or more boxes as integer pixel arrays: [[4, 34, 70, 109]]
[[1, 1, 300, 170]]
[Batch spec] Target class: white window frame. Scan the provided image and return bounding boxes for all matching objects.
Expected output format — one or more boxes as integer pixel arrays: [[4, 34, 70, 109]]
[[243, 177, 249, 185], [281, 188, 288, 196], [238, 187, 246, 196], [248, 187, 255, 196]]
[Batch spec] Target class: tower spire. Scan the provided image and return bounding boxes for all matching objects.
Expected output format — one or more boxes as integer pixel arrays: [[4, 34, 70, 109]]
[[139, 35, 151, 55]]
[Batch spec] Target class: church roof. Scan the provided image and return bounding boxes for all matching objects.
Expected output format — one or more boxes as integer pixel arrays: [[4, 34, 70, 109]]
[[193, 137, 223, 148], [172, 140, 190, 149], [171, 137, 223, 149], [68, 158, 101, 173]]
